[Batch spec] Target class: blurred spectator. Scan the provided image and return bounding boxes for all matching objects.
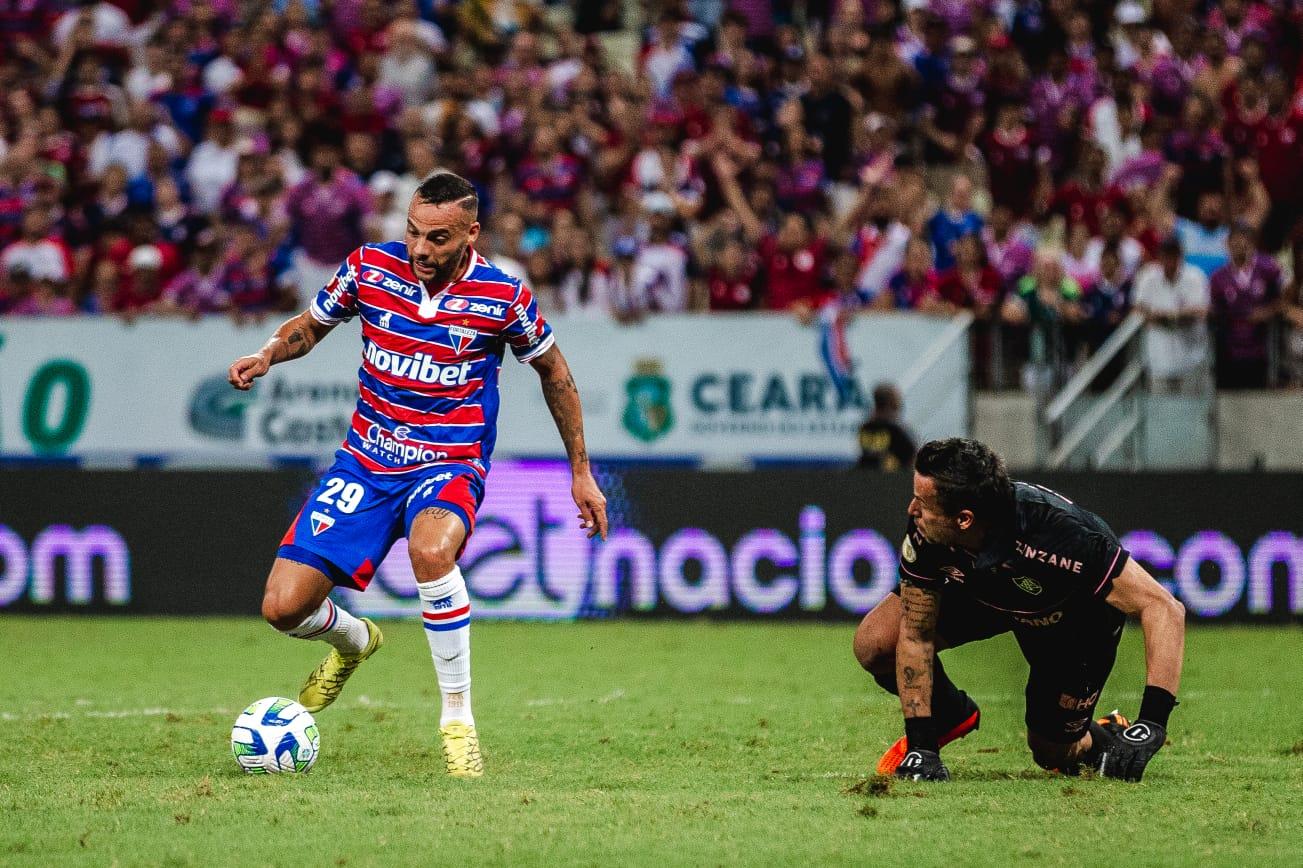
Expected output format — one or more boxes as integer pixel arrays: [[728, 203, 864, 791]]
[[885, 237, 939, 312], [919, 35, 986, 165], [285, 133, 371, 303], [186, 108, 239, 214], [1132, 236, 1211, 390], [705, 237, 760, 311], [1084, 242, 1133, 355], [112, 243, 171, 317], [1060, 222, 1099, 295], [1209, 223, 1281, 389], [87, 101, 184, 182], [157, 228, 232, 316], [1085, 204, 1144, 278], [556, 230, 619, 319], [981, 103, 1041, 219], [983, 205, 1035, 289], [926, 174, 983, 272], [1005, 251, 1084, 376], [0, 208, 74, 292], [938, 234, 1002, 317], [629, 193, 689, 313], [856, 382, 916, 472]]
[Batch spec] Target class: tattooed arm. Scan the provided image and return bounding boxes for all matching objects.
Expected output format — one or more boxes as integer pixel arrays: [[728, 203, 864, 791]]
[[530, 344, 609, 539], [896, 580, 942, 720], [228, 310, 336, 390]]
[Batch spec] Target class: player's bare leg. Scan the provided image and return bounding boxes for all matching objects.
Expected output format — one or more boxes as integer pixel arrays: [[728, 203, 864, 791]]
[[854, 595, 980, 775], [262, 557, 383, 712], [409, 506, 482, 778]]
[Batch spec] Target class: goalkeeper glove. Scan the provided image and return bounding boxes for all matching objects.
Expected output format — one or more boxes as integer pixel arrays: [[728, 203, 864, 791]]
[[1099, 720, 1166, 782]]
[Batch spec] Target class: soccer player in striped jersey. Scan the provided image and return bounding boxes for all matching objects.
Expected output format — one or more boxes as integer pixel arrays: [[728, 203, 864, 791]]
[[228, 171, 608, 778]]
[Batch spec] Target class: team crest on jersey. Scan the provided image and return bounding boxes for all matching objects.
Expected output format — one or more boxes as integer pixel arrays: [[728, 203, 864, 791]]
[[901, 536, 917, 563], [310, 511, 335, 536], [448, 324, 477, 354], [622, 359, 673, 442], [1012, 575, 1043, 595], [378, 311, 392, 329]]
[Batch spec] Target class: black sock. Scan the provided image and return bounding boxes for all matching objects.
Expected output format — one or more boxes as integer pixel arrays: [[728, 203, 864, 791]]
[[872, 656, 972, 731]]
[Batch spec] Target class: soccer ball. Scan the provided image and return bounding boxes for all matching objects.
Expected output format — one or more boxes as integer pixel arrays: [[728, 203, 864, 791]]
[[230, 697, 320, 774]]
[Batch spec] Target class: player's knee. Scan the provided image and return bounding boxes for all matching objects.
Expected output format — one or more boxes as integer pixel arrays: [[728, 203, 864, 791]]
[[262, 592, 311, 631], [852, 627, 894, 674], [409, 543, 458, 583]]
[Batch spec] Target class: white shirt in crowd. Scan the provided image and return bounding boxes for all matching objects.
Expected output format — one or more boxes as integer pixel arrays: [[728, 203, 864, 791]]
[[491, 254, 529, 285], [1, 238, 73, 283], [186, 140, 240, 214], [87, 125, 183, 179], [1132, 261, 1211, 380], [631, 242, 689, 312], [557, 265, 618, 319], [52, 2, 133, 48], [1085, 235, 1145, 278]]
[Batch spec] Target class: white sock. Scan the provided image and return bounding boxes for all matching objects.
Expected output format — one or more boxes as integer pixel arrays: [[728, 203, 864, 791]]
[[417, 567, 473, 726], [283, 598, 370, 656]]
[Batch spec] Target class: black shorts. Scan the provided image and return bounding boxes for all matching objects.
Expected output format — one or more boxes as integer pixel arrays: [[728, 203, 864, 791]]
[[895, 584, 1126, 743]]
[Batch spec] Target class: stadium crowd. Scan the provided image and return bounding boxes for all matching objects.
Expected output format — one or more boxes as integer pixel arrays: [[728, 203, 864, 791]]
[[2, 0, 1303, 388]]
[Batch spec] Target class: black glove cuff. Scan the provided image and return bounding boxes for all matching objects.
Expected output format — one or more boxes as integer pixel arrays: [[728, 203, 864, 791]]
[[1138, 685, 1177, 729], [905, 716, 939, 753]]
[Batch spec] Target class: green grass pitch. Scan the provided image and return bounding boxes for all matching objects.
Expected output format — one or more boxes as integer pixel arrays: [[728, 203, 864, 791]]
[[1, 617, 1300, 866]]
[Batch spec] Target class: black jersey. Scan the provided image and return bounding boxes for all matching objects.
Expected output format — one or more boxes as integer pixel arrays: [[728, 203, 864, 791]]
[[857, 419, 917, 472], [897, 481, 1129, 620]]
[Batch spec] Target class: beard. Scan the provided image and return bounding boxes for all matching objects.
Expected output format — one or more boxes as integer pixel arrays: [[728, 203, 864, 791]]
[[411, 241, 468, 289]]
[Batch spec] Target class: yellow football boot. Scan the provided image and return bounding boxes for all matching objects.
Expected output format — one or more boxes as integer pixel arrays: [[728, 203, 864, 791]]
[[298, 618, 383, 713], [440, 721, 484, 778]]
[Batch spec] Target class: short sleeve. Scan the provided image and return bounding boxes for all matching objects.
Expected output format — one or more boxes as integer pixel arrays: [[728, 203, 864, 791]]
[[503, 281, 555, 363], [1042, 508, 1130, 598], [310, 250, 361, 325]]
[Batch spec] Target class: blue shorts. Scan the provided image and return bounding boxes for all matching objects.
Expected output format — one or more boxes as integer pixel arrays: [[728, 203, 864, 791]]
[[278, 451, 485, 590]]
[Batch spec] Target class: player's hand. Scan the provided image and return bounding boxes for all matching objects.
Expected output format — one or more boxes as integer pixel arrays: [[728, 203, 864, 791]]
[[1100, 720, 1166, 782], [228, 352, 270, 391], [572, 469, 608, 540], [894, 749, 950, 782]]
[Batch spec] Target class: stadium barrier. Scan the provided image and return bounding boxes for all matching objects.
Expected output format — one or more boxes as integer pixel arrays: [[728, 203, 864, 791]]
[[2, 465, 1298, 622], [0, 314, 966, 466]]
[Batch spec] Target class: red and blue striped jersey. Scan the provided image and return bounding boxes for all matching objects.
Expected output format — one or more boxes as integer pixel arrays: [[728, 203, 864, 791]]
[[309, 241, 554, 476]]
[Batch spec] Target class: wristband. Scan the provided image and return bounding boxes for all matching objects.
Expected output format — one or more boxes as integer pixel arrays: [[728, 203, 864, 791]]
[[905, 716, 939, 753], [1138, 685, 1177, 729]]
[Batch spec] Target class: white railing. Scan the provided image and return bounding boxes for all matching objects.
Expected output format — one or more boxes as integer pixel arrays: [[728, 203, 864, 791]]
[[1040, 312, 1147, 469]]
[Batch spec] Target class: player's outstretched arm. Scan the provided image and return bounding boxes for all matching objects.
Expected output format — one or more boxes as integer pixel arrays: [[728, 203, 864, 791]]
[[228, 310, 336, 391], [894, 581, 949, 781], [1100, 556, 1186, 780], [529, 344, 608, 540]]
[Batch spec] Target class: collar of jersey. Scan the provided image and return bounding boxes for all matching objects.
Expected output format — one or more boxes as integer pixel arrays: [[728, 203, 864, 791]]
[[417, 248, 480, 317], [972, 519, 1017, 570]]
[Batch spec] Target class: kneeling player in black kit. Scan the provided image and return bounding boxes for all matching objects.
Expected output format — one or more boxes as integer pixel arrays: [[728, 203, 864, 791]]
[[854, 438, 1186, 781]]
